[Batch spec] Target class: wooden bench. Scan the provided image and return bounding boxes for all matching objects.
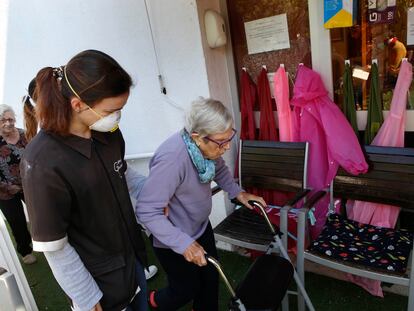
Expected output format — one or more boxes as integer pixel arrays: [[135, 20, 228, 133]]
[[297, 145, 414, 310], [213, 140, 313, 311], [214, 140, 310, 252]]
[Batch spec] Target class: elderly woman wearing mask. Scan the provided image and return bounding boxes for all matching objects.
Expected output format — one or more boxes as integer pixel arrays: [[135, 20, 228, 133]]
[[0, 104, 36, 264], [137, 98, 266, 311]]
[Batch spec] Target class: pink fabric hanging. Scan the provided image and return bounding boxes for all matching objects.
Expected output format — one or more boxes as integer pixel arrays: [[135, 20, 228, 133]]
[[240, 69, 257, 140], [274, 66, 293, 142], [371, 60, 412, 147], [254, 67, 289, 206], [291, 65, 368, 239], [346, 60, 413, 297], [257, 67, 278, 141]]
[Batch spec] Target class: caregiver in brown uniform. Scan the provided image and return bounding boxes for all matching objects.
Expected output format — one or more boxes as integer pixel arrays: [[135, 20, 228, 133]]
[[20, 50, 147, 311]]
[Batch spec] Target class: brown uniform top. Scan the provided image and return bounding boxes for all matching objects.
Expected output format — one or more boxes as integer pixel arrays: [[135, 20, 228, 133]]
[[21, 129, 147, 311]]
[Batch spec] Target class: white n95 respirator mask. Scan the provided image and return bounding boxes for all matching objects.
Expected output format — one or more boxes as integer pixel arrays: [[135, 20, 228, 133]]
[[89, 110, 121, 132]]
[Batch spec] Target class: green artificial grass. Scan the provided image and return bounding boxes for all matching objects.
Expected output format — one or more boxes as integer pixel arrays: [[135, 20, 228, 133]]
[[12, 235, 408, 310]]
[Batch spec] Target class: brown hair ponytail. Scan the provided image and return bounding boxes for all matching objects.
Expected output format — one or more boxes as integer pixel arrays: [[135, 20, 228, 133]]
[[35, 67, 73, 135], [23, 78, 38, 142]]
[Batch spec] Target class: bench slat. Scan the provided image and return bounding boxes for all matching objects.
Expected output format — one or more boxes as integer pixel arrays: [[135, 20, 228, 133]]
[[367, 154, 414, 165], [365, 145, 414, 156], [243, 146, 305, 157], [243, 176, 303, 192], [335, 174, 414, 188], [243, 140, 307, 150], [214, 208, 275, 246], [242, 167, 304, 181], [242, 153, 304, 164]]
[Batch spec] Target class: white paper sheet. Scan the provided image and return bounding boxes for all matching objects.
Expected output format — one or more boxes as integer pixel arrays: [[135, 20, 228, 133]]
[[408, 7, 414, 45], [244, 14, 290, 55]]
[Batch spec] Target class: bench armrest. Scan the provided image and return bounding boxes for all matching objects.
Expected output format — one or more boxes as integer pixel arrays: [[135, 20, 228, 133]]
[[303, 190, 327, 209], [279, 189, 310, 249], [297, 190, 327, 253], [211, 185, 222, 196], [284, 189, 311, 208]]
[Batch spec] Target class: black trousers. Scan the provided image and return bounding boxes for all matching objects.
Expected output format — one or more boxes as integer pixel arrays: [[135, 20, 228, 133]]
[[153, 222, 219, 311], [0, 193, 32, 257]]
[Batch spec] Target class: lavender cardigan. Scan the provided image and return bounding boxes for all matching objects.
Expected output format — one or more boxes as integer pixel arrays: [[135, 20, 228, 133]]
[[136, 132, 242, 254]]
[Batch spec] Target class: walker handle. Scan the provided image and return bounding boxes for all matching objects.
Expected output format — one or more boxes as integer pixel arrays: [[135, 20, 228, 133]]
[[230, 198, 278, 236], [248, 200, 277, 235], [205, 254, 237, 298]]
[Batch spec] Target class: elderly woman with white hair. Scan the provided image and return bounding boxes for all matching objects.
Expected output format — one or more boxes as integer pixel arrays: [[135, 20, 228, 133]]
[[137, 98, 265, 311], [0, 104, 36, 264]]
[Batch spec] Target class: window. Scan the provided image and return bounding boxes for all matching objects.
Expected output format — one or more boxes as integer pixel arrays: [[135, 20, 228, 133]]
[[331, 1, 414, 110]]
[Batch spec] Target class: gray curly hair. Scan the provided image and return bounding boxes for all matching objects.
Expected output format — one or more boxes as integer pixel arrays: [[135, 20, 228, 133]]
[[184, 97, 233, 137], [0, 104, 15, 118]]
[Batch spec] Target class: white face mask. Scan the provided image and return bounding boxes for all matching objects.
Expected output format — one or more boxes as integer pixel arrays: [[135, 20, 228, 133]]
[[89, 110, 121, 132]]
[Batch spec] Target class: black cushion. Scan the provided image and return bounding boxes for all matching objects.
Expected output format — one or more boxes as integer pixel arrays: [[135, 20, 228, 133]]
[[309, 213, 413, 274]]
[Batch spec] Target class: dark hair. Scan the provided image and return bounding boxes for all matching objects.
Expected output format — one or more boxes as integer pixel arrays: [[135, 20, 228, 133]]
[[31, 50, 132, 136], [23, 78, 37, 141]]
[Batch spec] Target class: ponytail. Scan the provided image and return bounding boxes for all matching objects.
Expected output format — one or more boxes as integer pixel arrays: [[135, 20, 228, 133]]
[[22, 78, 38, 142], [23, 98, 37, 142], [35, 67, 72, 135]]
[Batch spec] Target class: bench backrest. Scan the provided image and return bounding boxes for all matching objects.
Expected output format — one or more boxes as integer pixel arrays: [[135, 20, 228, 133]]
[[239, 140, 309, 193], [333, 145, 414, 210]]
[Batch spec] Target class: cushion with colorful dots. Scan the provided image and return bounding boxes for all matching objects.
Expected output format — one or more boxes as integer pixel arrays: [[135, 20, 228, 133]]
[[308, 213, 413, 274]]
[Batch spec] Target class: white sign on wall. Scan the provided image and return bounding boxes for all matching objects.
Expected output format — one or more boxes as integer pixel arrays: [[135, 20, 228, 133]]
[[407, 7, 414, 45], [244, 14, 290, 55]]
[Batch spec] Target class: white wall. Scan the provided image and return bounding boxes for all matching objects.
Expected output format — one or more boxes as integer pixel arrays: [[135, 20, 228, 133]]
[[0, 0, 210, 157], [0, 0, 10, 111]]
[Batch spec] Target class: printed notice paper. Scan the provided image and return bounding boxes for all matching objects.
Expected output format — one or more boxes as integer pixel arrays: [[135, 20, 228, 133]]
[[408, 7, 414, 45], [244, 14, 290, 55]]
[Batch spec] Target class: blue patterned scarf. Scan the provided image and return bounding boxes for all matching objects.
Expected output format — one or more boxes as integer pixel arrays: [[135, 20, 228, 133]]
[[181, 129, 215, 183]]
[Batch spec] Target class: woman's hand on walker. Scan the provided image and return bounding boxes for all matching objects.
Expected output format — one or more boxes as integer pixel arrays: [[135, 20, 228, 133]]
[[183, 241, 207, 266], [236, 192, 267, 210]]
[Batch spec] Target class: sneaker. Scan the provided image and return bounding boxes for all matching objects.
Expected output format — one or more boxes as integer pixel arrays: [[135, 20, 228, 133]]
[[22, 253, 37, 265], [145, 265, 158, 280]]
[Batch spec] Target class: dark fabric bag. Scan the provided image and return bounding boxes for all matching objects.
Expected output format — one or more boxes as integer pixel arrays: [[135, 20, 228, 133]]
[[235, 254, 294, 309]]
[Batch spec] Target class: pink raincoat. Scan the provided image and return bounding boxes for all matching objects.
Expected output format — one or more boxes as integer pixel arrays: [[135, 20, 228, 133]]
[[250, 67, 290, 207], [347, 60, 413, 297], [257, 67, 278, 141], [274, 66, 293, 142], [291, 65, 368, 238]]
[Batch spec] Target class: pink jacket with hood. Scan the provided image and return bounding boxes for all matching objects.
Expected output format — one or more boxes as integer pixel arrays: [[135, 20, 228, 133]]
[[291, 65, 368, 237]]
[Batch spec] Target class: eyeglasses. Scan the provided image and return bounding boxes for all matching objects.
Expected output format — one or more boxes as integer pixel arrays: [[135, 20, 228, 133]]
[[203, 128, 237, 148], [0, 118, 15, 124]]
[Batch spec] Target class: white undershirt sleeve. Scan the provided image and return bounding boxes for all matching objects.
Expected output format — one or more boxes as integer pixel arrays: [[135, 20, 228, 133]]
[[44, 242, 103, 311]]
